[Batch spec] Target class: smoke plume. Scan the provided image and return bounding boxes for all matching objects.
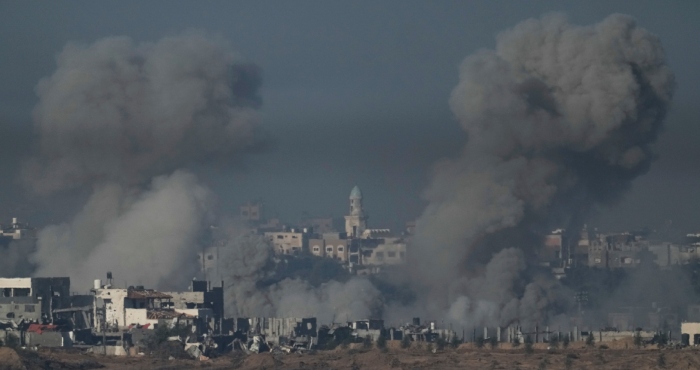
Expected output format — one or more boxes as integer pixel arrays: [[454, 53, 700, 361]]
[[22, 31, 264, 289], [410, 14, 674, 328], [211, 221, 384, 323]]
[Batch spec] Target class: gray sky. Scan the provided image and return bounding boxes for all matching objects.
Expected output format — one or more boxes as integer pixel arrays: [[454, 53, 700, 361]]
[[1, 1, 699, 235]]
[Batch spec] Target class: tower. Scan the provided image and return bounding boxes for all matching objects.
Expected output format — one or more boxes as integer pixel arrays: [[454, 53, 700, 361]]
[[344, 185, 367, 238]]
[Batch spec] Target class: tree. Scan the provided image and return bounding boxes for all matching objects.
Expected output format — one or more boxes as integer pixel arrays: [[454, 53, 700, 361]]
[[362, 335, 372, 349], [475, 336, 485, 348], [489, 336, 499, 349], [400, 335, 411, 349], [562, 335, 570, 349], [435, 335, 447, 351], [524, 335, 534, 355], [512, 336, 521, 348], [548, 335, 559, 349], [585, 333, 595, 347], [634, 331, 643, 348], [376, 334, 387, 352]]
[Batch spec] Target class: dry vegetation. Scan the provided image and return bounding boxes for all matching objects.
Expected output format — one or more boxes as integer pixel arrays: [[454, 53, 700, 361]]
[[3, 340, 700, 370]]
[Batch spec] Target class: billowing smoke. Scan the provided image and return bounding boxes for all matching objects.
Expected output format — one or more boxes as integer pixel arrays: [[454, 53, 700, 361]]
[[22, 31, 264, 289], [410, 14, 674, 328], [211, 221, 384, 323]]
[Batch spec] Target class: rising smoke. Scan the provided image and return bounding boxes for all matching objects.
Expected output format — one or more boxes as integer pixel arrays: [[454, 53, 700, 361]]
[[23, 31, 264, 289], [409, 13, 674, 329], [211, 220, 384, 323], [6, 14, 676, 327]]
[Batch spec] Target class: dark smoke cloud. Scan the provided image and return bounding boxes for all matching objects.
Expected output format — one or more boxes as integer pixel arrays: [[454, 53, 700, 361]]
[[409, 13, 674, 328], [22, 30, 264, 195], [17, 31, 266, 289]]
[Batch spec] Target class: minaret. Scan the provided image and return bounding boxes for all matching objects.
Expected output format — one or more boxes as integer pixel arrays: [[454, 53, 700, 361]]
[[345, 185, 367, 238]]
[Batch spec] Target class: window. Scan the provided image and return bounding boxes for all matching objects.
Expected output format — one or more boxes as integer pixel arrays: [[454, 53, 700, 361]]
[[375, 252, 384, 259], [313, 246, 320, 252], [14, 288, 30, 297], [594, 258, 601, 263], [277, 235, 284, 239], [25, 305, 35, 313], [207, 254, 214, 260], [387, 251, 396, 258], [338, 247, 344, 252], [326, 247, 333, 252]]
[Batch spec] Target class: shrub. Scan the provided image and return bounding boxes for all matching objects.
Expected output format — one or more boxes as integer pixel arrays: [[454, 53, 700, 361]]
[[450, 336, 461, 349], [475, 336, 485, 348], [548, 335, 559, 349], [562, 335, 570, 349], [564, 356, 574, 370], [658, 353, 666, 368]]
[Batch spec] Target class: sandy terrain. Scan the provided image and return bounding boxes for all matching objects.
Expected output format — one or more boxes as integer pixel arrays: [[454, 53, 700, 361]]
[[2, 340, 700, 369]]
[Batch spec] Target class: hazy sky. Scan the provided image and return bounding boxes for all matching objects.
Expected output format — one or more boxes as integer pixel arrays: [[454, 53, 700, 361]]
[[1, 1, 699, 236]]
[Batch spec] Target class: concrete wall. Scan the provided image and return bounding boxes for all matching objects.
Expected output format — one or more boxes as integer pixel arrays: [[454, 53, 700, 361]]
[[0, 298, 41, 322], [24, 331, 73, 347]]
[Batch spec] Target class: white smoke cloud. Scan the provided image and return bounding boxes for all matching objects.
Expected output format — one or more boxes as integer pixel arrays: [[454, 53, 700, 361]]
[[411, 13, 674, 328]]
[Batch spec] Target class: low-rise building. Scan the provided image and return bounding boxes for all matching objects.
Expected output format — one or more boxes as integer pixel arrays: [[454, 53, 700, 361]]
[[0, 277, 70, 323]]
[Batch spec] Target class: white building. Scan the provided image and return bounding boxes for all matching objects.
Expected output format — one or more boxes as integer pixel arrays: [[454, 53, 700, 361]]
[[344, 186, 367, 238]]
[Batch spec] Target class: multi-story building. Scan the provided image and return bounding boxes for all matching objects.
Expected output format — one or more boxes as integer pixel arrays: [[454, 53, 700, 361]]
[[309, 232, 354, 262], [0, 277, 70, 323], [264, 228, 311, 255]]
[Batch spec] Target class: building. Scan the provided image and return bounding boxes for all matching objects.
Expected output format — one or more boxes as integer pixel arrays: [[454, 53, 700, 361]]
[[302, 217, 337, 234], [0, 277, 70, 323], [357, 237, 407, 267], [309, 232, 352, 262], [91, 274, 214, 332], [0, 218, 36, 240], [588, 232, 645, 268], [240, 201, 264, 222], [162, 279, 224, 322], [344, 186, 367, 238], [264, 228, 311, 255], [681, 322, 700, 346]]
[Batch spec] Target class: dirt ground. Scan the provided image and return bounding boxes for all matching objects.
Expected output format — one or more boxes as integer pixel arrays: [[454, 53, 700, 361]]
[[3, 341, 700, 370]]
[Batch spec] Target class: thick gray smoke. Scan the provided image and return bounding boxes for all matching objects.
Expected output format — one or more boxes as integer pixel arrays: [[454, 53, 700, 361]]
[[410, 14, 674, 328], [22, 32, 264, 289], [23, 31, 262, 195], [211, 221, 384, 323]]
